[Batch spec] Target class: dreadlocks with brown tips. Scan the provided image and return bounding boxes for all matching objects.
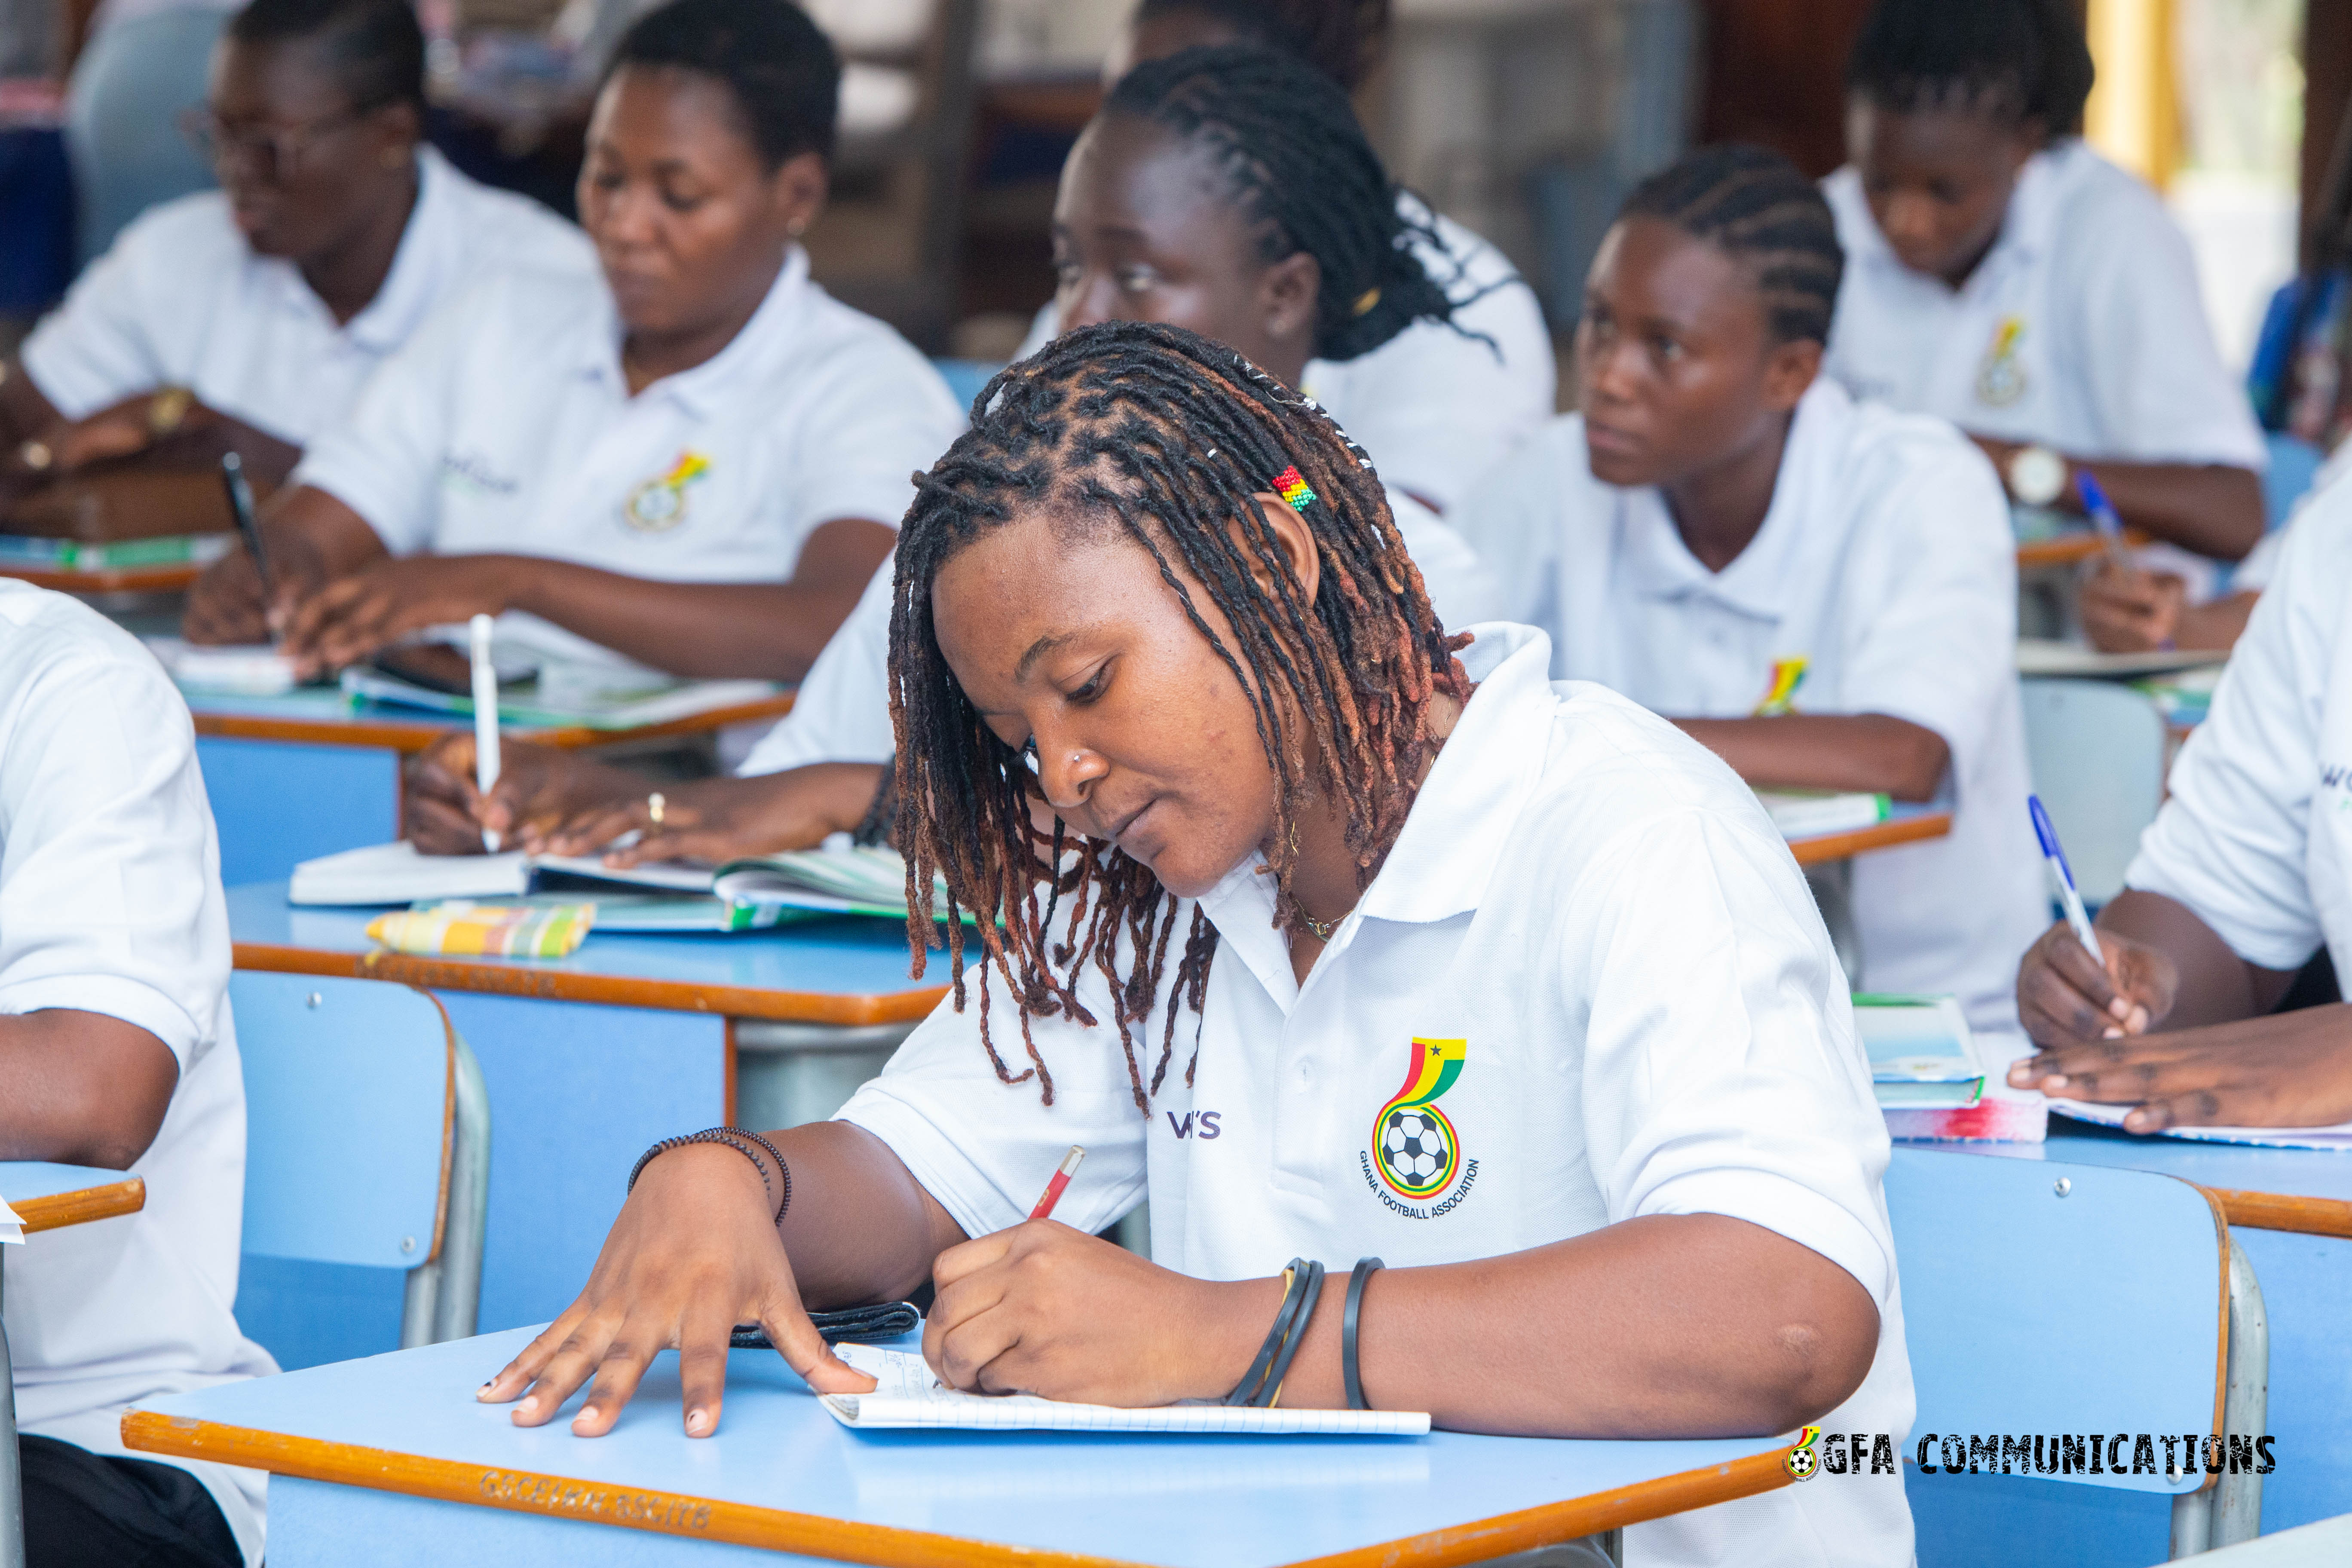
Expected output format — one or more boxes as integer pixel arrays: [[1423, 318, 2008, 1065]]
[[886, 319, 1472, 1114]]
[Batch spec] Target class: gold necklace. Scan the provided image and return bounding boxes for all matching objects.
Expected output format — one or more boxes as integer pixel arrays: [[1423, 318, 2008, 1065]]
[[1298, 909, 1341, 941]]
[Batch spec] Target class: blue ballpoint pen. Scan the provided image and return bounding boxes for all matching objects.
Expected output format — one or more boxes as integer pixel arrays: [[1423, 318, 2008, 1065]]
[[2076, 470, 2133, 573], [2028, 793, 2103, 963]]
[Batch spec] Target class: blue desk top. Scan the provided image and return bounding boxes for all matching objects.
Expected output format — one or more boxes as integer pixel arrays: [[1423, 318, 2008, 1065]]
[[228, 882, 948, 1026], [0, 1161, 135, 1207], [1917, 1123, 2352, 1234], [0, 1160, 145, 1232], [127, 1328, 1791, 1568]]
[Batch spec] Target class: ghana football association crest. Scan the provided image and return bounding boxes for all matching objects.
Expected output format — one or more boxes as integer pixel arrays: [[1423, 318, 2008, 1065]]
[[624, 450, 711, 533], [1359, 1037, 1476, 1217]]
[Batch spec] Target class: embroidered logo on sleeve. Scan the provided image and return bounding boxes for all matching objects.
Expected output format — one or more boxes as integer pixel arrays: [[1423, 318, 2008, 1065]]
[[624, 450, 711, 533], [1753, 655, 1809, 717], [1976, 315, 2028, 407], [1786, 1426, 1825, 1479]]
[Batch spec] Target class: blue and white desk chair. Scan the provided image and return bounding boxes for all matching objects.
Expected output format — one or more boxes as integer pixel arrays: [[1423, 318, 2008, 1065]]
[[2020, 677, 2169, 908], [1889, 1147, 2268, 1562], [233, 972, 489, 1363]]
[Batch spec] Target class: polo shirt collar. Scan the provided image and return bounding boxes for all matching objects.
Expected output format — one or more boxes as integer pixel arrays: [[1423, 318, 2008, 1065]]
[[579, 244, 813, 416], [341, 146, 462, 353], [1614, 381, 1841, 621], [1845, 140, 2070, 291], [1192, 624, 1558, 1008]]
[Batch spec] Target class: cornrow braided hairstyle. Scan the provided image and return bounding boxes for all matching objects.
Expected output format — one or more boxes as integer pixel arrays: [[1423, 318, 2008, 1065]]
[[887, 319, 1473, 1113], [1845, 0, 2095, 137], [1618, 144, 1845, 347], [1133, 0, 1392, 92], [1106, 44, 1460, 364]]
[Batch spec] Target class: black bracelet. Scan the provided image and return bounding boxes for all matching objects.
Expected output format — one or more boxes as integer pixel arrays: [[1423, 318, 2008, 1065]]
[[1342, 1257, 1384, 1411], [1257, 1260, 1325, 1408], [1225, 1258, 1315, 1407], [627, 1128, 786, 1225], [732, 1127, 793, 1226]]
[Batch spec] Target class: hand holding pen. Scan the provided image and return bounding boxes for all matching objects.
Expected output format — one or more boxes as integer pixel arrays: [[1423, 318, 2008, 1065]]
[[2012, 796, 2180, 1061]]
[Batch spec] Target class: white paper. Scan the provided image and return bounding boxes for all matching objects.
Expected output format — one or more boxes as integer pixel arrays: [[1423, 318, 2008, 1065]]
[[2051, 1099, 2352, 1150], [818, 1344, 1430, 1436], [0, 1194, 24, 1244], [144, 637, 300, 696]]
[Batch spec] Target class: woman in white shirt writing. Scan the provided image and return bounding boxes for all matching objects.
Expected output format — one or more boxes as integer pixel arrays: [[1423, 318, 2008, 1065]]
[[478, 321, 1915, 1568]]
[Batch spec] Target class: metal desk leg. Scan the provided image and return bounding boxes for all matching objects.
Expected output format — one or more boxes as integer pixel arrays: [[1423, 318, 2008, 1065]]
[[732, 1021, 917, 1131], [1, 1253, 25, 1568], [1803, 861, 1864, 989]]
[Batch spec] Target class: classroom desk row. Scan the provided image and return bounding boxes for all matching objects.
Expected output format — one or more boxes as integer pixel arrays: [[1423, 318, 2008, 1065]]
[[189, 685, 798, 888]]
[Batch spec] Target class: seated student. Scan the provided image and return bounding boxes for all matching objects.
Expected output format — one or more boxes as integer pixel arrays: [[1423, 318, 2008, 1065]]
[[0, 0, 587, 502], [1017, 0, 1554, 515], [181, 0, 964, 681], [477, 320, 1914, 1568], [1453, 145, 2046, 1055], [1824, 0, 2266, 600], [0, 580, 275, 1568], [2011, 476, 2352, 1131], [403, 43, 1501, 854]]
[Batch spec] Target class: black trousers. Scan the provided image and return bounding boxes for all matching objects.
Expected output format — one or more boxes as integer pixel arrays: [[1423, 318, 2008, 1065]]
[[18, 1434, 240, 1568]]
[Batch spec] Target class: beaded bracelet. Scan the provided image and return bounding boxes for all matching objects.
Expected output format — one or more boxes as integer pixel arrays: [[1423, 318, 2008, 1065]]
[[1225, 1258, 1323, 1408], [1342, 1257, 1384, 1410], [627, 1128, 789, 1225]]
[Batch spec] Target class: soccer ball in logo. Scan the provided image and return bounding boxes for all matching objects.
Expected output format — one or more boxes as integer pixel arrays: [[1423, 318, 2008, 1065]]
[[1378, 1106, 1454, 1194], [1785, 1446, 1818, 1480]]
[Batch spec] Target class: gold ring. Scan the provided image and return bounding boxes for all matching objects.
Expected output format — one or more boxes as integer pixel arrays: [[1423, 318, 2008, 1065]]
[[647, 792, 665, 827], [148, 385, 194, 438]]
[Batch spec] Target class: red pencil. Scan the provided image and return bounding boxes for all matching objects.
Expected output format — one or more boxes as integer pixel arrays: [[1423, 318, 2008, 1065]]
[[1029, 1145, 1085, 1220]]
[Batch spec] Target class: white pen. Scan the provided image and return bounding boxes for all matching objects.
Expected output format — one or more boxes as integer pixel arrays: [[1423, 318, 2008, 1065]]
[[2028, 793, 2101, 963], [469, 614, 503, 852]]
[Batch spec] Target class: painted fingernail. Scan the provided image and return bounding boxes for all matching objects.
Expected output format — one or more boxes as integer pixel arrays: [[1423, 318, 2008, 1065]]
[[686, 1409, 710, 1435]]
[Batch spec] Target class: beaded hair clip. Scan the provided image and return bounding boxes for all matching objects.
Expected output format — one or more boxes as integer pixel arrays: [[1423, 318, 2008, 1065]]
[[1272, 465, 1317, 512]]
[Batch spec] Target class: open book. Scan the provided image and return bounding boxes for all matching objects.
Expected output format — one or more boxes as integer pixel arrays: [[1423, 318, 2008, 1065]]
[[819, 1344, 1429, 1436], [289, 840, 950, 923], [2050, 1100, 2352, 1150]]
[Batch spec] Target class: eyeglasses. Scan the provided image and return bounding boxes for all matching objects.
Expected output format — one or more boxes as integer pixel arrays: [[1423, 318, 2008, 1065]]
[[177, 104, 380, 181]]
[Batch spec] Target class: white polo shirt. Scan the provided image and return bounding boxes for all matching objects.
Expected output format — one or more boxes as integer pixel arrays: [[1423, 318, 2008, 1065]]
[[1823, 140, 2266, 600], [839, 623, 1913, 1568], [1017, 196, 1556, 513], [1453, 381, 2046, 1057], [21, 147, 591, 445], [735, 484, 1501, 777], [292, 247, 966, 671], [2125, 477, 2352, 973], [0, 581, 275, 1565]]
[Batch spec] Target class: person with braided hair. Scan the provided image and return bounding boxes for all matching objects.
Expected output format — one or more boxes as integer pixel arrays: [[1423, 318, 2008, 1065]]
[[1027, 3, 1555, 517], [401, 43, 1501, 864], [479, 321, 1915, 1568], [1457, 143, 2046, 1067], [1825, 0, 2266, 601]]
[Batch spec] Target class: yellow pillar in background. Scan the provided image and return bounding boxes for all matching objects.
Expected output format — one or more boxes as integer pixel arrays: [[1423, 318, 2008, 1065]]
[[2084, 0, 2182, 190]]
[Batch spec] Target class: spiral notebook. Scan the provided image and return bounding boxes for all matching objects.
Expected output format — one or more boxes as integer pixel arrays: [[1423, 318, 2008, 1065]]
[[819, 1344, 1429, 1436]]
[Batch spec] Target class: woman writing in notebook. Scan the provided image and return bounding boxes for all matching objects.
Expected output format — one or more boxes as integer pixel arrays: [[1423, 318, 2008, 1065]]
[[181, 0, 962, 680], [480, 322, 1914, 1568], [1823, 0, 2265, 596], [405, 44, 1498, 854], [2011, 475, 2352, 1132]]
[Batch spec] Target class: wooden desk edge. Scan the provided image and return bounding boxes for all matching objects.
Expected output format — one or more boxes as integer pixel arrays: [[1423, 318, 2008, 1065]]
[[232, 941, 948, 1026], [15, 1176, 145, 1233], [1789, 813, 1952, 867], [118, 1411, 1792, 1568], [193, 694, 795, 755], [2211, 1187, 2352, 1240]]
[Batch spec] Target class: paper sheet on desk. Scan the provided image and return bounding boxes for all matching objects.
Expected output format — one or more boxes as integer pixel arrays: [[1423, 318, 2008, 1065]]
[[0, 1195, 24, 1243], [2052, 1099, 2352, 1150], [144, 638, 301, 696], [820, 1344, 1430, 1435]]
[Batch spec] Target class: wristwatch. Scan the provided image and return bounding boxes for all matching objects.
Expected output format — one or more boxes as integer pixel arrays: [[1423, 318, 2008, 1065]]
[[2006, 443, 2068, 507], [147, 385, 195, 438]]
